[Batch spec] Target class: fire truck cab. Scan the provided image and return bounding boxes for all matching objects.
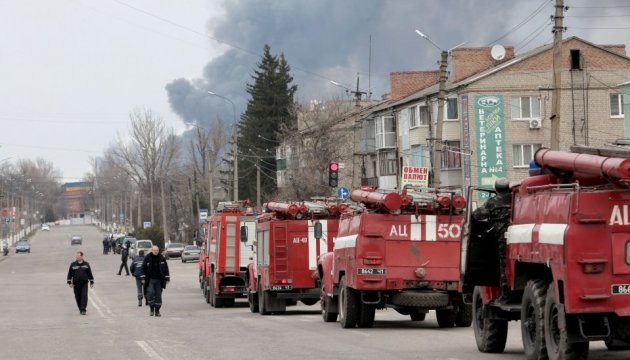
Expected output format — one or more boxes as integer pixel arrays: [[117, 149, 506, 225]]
[[202, 201, 256, 308], [247, 201, 340, 315], [462, 147, 630, 359], [319, 188, 470, 329]]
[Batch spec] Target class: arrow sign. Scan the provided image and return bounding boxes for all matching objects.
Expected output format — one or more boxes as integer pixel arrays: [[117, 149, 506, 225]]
[[337, 187, 349, 200]]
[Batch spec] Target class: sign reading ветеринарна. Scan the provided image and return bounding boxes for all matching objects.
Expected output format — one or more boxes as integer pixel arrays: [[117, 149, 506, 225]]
[[475, 95, 506, 199]]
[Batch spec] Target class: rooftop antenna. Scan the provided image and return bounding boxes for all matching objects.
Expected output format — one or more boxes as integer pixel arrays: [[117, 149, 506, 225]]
[[368, 34, 372, 99]]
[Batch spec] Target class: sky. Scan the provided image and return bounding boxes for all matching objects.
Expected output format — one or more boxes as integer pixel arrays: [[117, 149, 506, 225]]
[[1, 0, 629, 182]]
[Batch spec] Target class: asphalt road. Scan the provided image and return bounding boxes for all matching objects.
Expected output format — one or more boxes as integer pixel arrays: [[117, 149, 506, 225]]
[[0, 225, 628, 360]]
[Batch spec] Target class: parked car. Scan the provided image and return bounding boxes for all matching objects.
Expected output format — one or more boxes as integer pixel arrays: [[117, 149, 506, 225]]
[[163, 242, 186, 259], [130, 239, 153, 259], [41, 224, 50, 231], [71, 235, 82, 245], [16, 240, 31, 253], [181, 245, 200, 263]]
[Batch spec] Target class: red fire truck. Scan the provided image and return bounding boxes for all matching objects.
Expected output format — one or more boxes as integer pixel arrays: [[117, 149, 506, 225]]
[[462, 146, 630, 359], [319, 188, 470, 328], [247, 201, 341, 315], [201, 201, 256, 308]]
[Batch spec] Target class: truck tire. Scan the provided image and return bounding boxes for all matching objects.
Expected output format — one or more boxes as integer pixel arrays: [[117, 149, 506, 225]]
[[473, 286, 507, 353], [357, 303, 375, 328], [456, 302, 473, 327], [199, 270, 204, 290], [321, 280, 338, 322], [258, 282, 269, 315], [436, 308, 457, 328], [248, 290, 259, 313], [301, 299, 317, 306], [223, 298, 235, 308], [339, 277, 359, 328], [604, 337, 630, 351], [521, 279, 548, 360], [410, 310, 426, 321], [204, 281, 211, 304], [391, 291, 449, 308], [544, 283, 589, 360]]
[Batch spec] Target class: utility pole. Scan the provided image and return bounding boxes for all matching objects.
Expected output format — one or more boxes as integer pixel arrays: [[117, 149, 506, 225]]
[[432, 50, 448, 189], [550, 0, 565, 150], [256, 158, 261, 209], [233, 129, 239, 202]]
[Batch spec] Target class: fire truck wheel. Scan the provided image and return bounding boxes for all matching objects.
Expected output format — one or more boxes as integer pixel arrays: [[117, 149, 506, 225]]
[[544, 283, 589, 360], [204, 282, 211, 304], [436, 308, 457, 328], [604, 337, 630, 351], [258, 282, 269, 315], [199, 271, 204, 289], [321, 295, 338, 322], [456, 302, 473, 327], [410, 310, 426, 321], [357, 303, 375, 328], [223, 298, 235, 308], [472, 286, 507, 353], [521, 279, 548, 360], [339, 277, 359, 328], [300, 299, 317, 306], [248, 290, 259, 313]]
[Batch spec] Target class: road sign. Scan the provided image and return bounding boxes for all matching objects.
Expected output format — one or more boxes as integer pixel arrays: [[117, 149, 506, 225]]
[[143, 221, 151, 229], [337, 187, 349, 200]]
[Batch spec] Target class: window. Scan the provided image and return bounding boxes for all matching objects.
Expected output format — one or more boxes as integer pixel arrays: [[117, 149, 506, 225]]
[[419, 105, 430, 126], [446, 98, 458, 120], [375, 115, 396, 149], [409, 106, 418, 128], [611, 93, 625, 117], [411, 145, 427, 167], [511, 96, 541, 120], [379, 151, 398, 175], [441, 141, 461, 169], [513, 144, 542, 167]]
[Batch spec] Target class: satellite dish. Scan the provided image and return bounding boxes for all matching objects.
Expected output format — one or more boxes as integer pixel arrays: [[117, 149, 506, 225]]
[[491, 45, 506, 61]]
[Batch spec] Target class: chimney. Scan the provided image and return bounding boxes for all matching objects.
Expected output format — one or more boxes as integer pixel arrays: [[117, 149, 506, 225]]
[[451, 46, 515, 83], [389, 71, 440, 100]]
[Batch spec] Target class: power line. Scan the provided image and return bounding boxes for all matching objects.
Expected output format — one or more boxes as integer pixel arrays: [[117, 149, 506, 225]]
[[487, 0, 552, 46]]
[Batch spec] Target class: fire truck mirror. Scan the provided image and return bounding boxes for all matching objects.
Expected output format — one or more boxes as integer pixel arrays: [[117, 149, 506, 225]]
[[240, 225, 248, 243], [314, 222, 323, 239]]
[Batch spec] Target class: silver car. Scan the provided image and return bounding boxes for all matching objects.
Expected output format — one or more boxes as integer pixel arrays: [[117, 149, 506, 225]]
[[181, 245, 200, 263], [163, 242, 185, 259]]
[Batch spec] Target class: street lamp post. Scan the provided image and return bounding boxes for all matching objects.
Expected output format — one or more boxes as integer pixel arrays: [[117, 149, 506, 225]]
[[207, 91, 238, 202]]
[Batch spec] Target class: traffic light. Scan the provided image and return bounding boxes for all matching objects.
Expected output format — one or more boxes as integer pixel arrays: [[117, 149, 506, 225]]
[[328, 162, 339, 187]]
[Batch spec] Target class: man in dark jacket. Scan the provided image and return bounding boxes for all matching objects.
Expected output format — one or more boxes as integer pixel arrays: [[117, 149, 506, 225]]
[[66, 251, 95, 315], [117, 242, 130, 275], [130, 250, 147, 306], [141, 245, 170, 317]]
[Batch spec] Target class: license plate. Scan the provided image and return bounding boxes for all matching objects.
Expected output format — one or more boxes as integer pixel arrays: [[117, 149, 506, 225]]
[[271, 285, 292, 291], [357, 268, 386, 275], [612, 284, 630, 295]]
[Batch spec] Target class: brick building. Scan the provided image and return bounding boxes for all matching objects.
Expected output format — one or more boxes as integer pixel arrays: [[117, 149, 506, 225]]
[[357, 36, 630, 192]]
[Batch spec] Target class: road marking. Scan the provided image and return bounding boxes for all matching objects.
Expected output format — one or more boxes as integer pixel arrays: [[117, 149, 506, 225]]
[[136, 341, 166, 360], [354, 331, 371, 337], [89, 296, 106, 319], [91, 290, 113, 315]]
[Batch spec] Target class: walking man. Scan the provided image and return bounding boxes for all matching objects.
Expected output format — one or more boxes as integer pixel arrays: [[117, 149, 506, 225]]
[[141, 245, 170, 317], [130, 249, 147, 306], [117, 242, 130, 275], [66, 251, 94, 315]]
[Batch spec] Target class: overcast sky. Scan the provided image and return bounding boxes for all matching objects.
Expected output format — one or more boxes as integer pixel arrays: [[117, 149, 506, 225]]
[[1, 0, 629, 181]]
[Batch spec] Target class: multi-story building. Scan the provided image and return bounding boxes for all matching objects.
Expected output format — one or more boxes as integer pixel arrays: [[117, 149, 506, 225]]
[[358, 36, 630, 193]]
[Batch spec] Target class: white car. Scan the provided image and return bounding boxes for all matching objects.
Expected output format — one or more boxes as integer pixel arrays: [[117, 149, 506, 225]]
[[41, 224, 50, 231]]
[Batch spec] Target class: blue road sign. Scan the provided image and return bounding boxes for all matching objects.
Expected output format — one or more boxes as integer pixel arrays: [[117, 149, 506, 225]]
[[337, 187, 349, 200]]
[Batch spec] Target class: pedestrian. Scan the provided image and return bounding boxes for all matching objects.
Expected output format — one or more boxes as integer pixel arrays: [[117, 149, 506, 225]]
[[117, 242, 130, 275], [66, 251, 95, 315], [141, 245, 170, 317], [102, 237, 109, 255], [130, 249, 147, 306], [110, 237, 116, 255]]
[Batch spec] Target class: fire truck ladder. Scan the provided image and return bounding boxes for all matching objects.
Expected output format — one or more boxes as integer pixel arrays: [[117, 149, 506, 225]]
[[274, 225, 289, 277]]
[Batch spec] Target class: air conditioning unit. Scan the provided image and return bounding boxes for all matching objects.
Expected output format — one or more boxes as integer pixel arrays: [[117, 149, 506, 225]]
[[529, 119, 542, 129]]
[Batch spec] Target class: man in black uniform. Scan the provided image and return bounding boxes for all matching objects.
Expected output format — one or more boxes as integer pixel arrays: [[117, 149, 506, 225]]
[[66, 251, 95, 315], [117, 242, 130, 275], [141, 245, 170, 317], [471, 178, 512, 301]]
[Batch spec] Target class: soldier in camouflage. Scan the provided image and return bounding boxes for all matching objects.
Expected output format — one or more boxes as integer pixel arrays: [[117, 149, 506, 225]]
[[471, 178, 512, 301]]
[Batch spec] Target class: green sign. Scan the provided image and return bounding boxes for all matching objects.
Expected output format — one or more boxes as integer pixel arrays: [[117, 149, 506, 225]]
[[475, 95, 506, 198]]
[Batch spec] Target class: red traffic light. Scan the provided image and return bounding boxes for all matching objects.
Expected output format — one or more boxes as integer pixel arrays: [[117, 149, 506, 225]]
[[329, 162, 339, 171]]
